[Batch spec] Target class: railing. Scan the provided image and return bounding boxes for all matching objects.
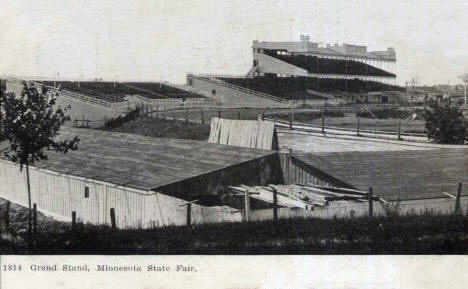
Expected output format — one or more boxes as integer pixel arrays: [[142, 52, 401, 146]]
[[268, 117, 427, 138], [162, 81, 212, 98], [7, 77, 120, 108], [119, 82, 168, 99], [188, 74, 288, 104]]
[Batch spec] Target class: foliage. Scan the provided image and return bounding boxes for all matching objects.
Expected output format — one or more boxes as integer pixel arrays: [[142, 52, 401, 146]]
[[1, 83, 79, 168], [423, 100, 467, 144], [102, 116, 211, 141], [1, 209, 467, 254], [104, 107, 141, 129]]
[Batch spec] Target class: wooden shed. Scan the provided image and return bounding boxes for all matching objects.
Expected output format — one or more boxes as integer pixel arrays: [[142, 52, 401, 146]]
[[0, 128, 286, 228]]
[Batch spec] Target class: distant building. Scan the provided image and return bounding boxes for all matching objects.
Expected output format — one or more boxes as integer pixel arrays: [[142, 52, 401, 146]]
[[411, 86, 446, 102]]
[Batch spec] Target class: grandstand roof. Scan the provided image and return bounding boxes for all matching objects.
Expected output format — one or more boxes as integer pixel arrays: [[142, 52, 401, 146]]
[[253, 41, 396, 61], [0, 128, 275, 191]]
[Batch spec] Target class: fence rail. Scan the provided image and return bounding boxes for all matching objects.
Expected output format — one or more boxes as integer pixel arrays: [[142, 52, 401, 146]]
[[188, 74, 288, 104], [7, 77, 120, 108]]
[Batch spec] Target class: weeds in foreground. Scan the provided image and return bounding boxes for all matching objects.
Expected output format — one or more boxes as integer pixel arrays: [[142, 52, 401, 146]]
[[0, 210, 467, 254]]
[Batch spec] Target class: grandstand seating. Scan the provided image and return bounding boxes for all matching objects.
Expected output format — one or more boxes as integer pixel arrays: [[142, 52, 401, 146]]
[[264, 50, 395, 77], [219, 76, 403, 100], [125, 82, 204, 99], [39, 81, 205, 102]]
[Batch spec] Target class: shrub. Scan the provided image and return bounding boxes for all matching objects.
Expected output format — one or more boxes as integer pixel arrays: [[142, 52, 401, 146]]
[[423, 100, 467, 144], [104, 107, 141, 129]]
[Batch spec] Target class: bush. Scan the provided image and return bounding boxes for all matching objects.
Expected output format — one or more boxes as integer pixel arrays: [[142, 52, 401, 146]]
[[104, 107, 141, 129], [423, 100, 467, 144]]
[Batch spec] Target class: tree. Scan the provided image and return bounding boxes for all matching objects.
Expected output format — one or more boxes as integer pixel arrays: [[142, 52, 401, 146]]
[[0, 82, 79, 240], [423, 99, 467, 144]]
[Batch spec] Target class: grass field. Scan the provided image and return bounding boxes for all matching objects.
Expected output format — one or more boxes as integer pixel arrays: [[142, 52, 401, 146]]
[[164, 107, 291, 122], [100, 116, 211, 140], [0, 199, 466, 254]]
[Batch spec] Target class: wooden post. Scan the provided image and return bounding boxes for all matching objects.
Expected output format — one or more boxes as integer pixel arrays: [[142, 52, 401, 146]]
[[186, 108, 189, 122], [201, 108, 204, 124], [72, 211, 76, 231], [33, 203, 37, 235], [186, 203, 192, 227], [368, 187, 373, 217], [110, 208, 116, 229], [244, 190, 251, 222], [5, 201, 10, 230], [357, 117, 360, 136], [273, 188, 278, 220], [455, 182, 462, 214], [397, 120, 401, 141], [321, 108, 325, 133]]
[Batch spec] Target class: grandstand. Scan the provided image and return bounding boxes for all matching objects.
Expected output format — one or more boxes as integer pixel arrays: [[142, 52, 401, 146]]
[[218, 75, 401, 100], [264, 52, 395, 77], [187, 38, 401, 104], [38, 81, 205, 103], [252, 38, 397, 84]]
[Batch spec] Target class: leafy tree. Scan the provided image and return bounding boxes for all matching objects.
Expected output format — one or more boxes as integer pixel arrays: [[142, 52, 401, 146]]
[[0, 82, 79, 240], [423, 99, 467, 144]]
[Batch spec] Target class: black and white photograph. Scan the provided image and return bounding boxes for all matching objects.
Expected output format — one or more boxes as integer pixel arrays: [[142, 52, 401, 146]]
[[0, 0, 467, 288]]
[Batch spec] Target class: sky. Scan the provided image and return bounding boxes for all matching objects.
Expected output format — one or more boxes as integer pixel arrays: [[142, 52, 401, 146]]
[[1, 0, 468, 86]]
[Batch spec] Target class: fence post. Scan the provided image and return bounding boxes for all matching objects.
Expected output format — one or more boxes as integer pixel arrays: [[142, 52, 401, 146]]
[[186, 203, 192, 227], [273, 188, 278, 221], [368, 187, 373, 217], [72, 211, 76, 231], [357, 117, 360, 136], [244, 190, 251, 222], [5, 201, 10, 230], [201, 108, 204, 124], [186, 108, 189, 122], [33, 203, 37, 235], [290, 101, 295, 129], [321, 108, 325, 133], [110, 208, 116, 230], [397, 120, 401, 141], [455, 182, 462, 214]]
